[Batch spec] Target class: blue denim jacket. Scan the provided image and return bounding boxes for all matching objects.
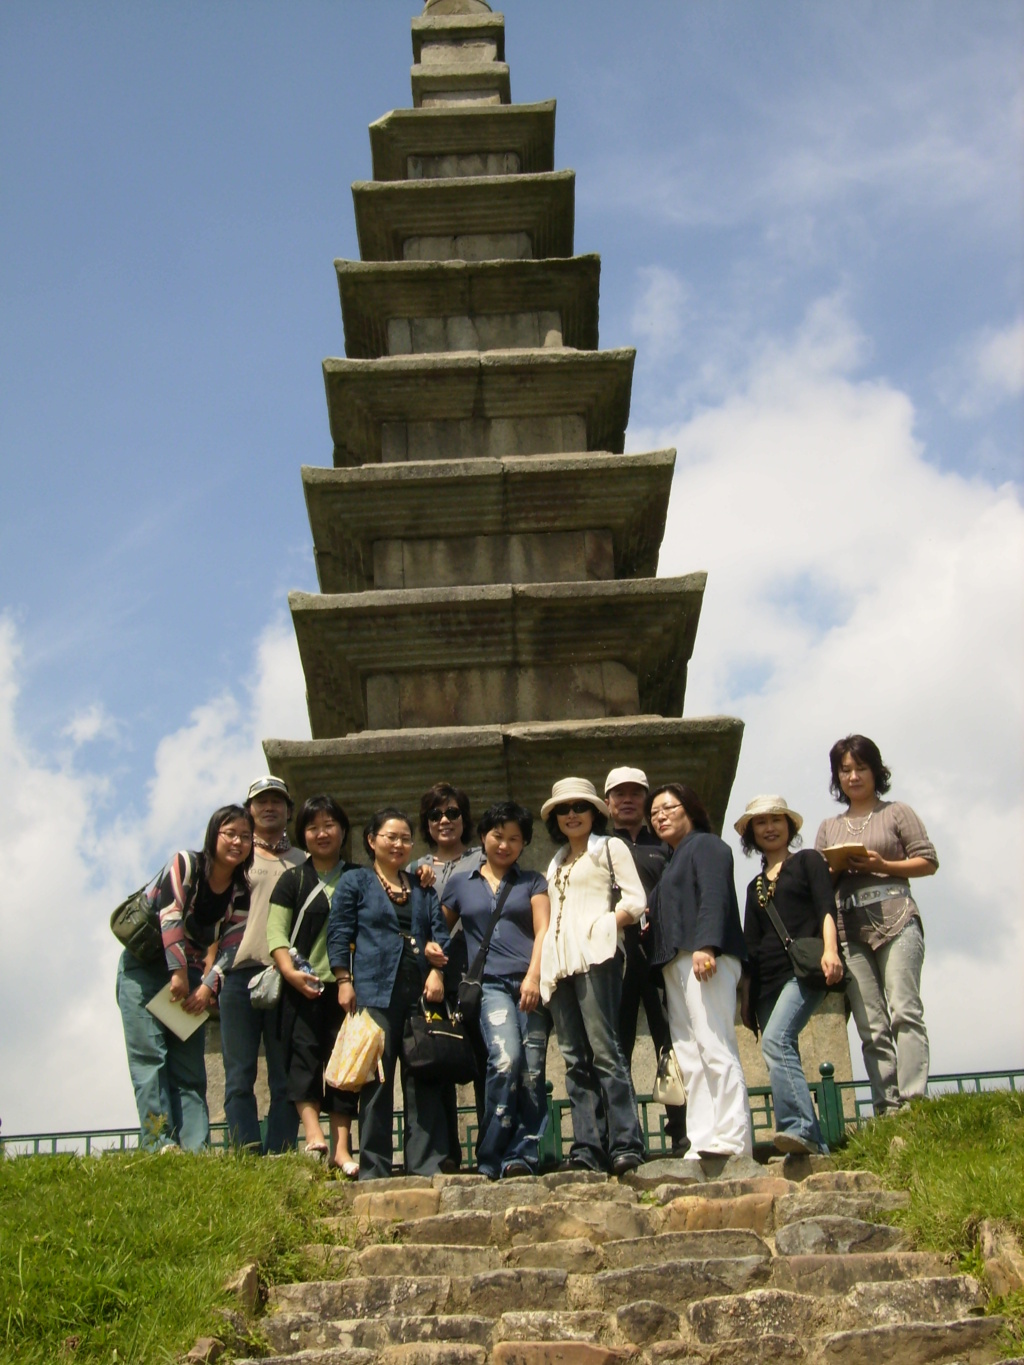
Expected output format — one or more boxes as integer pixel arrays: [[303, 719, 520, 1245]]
[[327, 866, 450, 1010]]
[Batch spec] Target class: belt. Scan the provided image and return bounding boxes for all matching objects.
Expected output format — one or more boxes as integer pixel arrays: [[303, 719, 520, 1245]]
[[841, 879, 911, 911]]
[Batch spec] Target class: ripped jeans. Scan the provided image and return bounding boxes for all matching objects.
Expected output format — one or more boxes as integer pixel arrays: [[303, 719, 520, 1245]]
[[476, 976, 551, 1177]]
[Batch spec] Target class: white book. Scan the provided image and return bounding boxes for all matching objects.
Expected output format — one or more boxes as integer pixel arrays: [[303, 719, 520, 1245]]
[[145, 982, 209, 1041]]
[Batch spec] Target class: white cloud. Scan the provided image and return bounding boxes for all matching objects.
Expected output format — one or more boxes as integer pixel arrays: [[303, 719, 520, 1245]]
[[632, 297, 1024, 1077], [62, 703, 120, 748], [629, 265, 692, 362], [944, 318, 1024, 417], [0, 613, 308, 1136]]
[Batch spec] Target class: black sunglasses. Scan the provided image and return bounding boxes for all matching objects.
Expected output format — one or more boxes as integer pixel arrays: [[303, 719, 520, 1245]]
[[552, 801, 596, 817], [427, 806, 462, 823]]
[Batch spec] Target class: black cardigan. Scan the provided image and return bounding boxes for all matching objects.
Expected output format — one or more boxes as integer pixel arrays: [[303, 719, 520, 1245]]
[[650, 830, 747, 968], [743, 849, 837, 1003]]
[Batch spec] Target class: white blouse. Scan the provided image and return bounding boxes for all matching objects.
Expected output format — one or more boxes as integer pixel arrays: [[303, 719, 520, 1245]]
[[539, 834, 647, 1003]]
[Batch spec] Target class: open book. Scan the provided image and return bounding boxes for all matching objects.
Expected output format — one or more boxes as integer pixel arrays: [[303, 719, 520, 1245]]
[[145, 982, 209, 1041], [822, 843, 867, 874]]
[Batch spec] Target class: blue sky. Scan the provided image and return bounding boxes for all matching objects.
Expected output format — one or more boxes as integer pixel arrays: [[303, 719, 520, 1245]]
[[1, 1, 1021, 1132]]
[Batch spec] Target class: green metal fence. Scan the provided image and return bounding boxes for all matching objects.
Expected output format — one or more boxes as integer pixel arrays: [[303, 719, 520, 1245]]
[[3, 1065, 1021, 1159]]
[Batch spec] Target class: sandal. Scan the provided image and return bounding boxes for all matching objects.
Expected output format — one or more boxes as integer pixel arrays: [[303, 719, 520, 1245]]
[[303, 1142, 329, 1159], [329, 1158, 359, 1178]]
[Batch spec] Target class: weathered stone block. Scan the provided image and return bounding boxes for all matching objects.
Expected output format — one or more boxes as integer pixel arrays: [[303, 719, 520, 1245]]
[[506, 1239, 605, 1273], [495, 1312, 609, 1344], [844, 1274, 986, 1327], [421, 90, 504, 108], [774, 1216, 906, 1256], [418, 39, 499, 66], [599, 1230, 769, 1269], [687, 1287, 832, 1343], [392, 1210, 498, 1246], [377, 1344, 487, 1365], [355, 1243, 504, 1277], [450, 1269, 568, 1315], [351, 1187, 441, 1221], [771, 1251, 952, 1297], [491, 1346, 630, 1365], [663, 1193, 775, 1235], [773, 1189, 910, 1227], [503, 1199, 654, 1247], [818, 1316, 1005, 1364], [615, 1300, 680, 1346], [407, 151, 522, 179], [801, 1170, 883, 1193], [270, 1275, 450, 1319], [574, 1258, 770, 1312], [404, 232, 533, 261]]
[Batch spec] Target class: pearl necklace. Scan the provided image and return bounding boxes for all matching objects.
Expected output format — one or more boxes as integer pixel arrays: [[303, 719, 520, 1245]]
[[844, 809, 875, 836]]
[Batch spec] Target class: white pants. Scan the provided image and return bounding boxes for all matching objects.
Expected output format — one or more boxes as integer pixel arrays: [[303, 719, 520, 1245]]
[[663, 951, 751, 1157]]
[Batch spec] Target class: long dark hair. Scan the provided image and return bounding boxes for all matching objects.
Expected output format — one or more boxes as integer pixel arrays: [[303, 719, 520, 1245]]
[[828, 734, 892, 804], [202, 804, 255, 884], [645, 782, 713, 833]]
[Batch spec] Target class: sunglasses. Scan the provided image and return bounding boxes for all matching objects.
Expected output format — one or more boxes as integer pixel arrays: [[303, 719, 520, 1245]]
[[427, 806, 462, 823], [552, 801, 595, 817]]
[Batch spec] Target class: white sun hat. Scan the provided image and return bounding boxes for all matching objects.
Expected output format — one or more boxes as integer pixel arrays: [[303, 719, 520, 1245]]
[[733, 794, 803, 837], [540, 777, 610, 820]]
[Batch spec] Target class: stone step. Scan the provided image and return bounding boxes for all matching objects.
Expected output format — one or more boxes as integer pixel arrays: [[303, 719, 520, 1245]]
[[651, 1175, 795, 1205], [686, 1276, 988, 1343], [774, 1216, 908, 1256], [352, 1188, 442, 1222], [492, 1346, 632, 1365], [628, 1160, 788, 1195], [354, 1243, 506, 1277], [271, 1277, 452, 1320], [438, 1180, 635, 1216], [503, 1198, 656, 1246], [772, 1251, 954, 1296], [572, 1256, 771, 1311], [262, 1311, 495, 1355], [774, 1189, 911, 1227], [599, 1230, 770, 1270], [614, 1301, 681, 1347], [801, 1170, 884, 1193], [494, 1311, 613, 1344], [327, 1174, 435, 1206], [506, 1239, 605, 1273], [232, 1349, 376, 1365], [648, 1334, 801, 1364], [816, 1315, 1004, 1365], [390, 1209, 498, 1246], [661, 1191, 776, 1236]]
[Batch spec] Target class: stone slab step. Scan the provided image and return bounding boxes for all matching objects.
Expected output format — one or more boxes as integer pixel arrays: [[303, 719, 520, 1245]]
[[354, 1244, 506, 1276], [352, 1188, 442, 1221], [688, 1287, 834, 1343], [572, 1256, 770, 1311], [503, 1199, 656, 1246], [491, 1345, 632, 1365], [327, 1174, 434, 1205], [494, 1311, 613, 1344], [845, 1275, 986, 1326], [662, 1191, 775, 1236], [262, 1311, 495, 1355], [774, 1189, 911, 1227], [816, 1315, 1005, 1364], [390, 1209, 498, 1246], [772, 1251, 954, 1296], [653, 1176, 794, 1205], [614, 1301, 681, 1346], [625, 1154, 765, 1191], [774, 1215, 907, 1256], [232, 1349, 376, 1365], [599, 1230, 770, 1269], [271, 1276, 452, 1319], [455, 1269, 570, 1315], [648, 1336, 801, 1364], [506, 1239, 605, 1273], [801, 1170, 884, 1193], [438, 1181, 635, 1215]]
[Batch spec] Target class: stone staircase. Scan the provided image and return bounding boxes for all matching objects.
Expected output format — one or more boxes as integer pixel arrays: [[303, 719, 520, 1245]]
[[234, 1159, 1007, 1365]]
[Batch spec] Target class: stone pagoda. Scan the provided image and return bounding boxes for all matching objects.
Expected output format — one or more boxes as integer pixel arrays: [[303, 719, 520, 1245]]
[[263, 0, 744, 852]]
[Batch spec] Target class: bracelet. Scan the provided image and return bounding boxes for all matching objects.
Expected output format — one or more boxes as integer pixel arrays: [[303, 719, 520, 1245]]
[[335, 973, 352, 984]]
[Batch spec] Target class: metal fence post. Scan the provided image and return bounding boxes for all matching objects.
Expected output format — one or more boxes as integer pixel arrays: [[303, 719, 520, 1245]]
[[817, 1061, 846, 1148]]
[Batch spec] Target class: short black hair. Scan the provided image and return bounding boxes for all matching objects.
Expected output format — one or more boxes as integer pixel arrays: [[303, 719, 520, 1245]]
[[545, 803, 608, 846], [828, 734, 892, 804], [645, 783, 713, 834], [295, 794, 350, 850], [202, 805, 254, 884], [477, 800, 534, 846], [418, 782, 472, 848], [740, 814, 802, 857], [363, 807, 413, 862]]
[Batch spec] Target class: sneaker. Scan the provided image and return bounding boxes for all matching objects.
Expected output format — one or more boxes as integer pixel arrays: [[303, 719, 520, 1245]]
[[773, 1131, 817, 1155]]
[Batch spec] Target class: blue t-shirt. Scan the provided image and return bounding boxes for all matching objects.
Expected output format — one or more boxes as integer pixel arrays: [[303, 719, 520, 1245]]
[[442, 863, 548, 978]]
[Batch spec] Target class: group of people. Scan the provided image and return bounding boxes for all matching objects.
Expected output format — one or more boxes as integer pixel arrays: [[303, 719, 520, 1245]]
[[116, 732, 936, 1175]]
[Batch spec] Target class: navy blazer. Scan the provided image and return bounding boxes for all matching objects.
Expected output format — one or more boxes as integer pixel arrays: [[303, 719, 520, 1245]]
[[327, 866, 450, 1011], [649, 830, 748, 968]]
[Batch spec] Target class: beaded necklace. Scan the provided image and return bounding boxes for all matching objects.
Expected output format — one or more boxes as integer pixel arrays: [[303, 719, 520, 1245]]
[[551, 850, 585, 940], [375, 868, 410, 905]]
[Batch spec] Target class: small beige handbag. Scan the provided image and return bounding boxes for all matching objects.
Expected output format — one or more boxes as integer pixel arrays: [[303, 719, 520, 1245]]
[[651, 1045, 687, 1107]]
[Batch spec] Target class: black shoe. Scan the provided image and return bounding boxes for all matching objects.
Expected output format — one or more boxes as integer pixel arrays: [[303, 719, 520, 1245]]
[[611, 1153, 643, 1176], [501, 1160, 533, 1178], [558, 1156, 594, 1173], [670, 1138, 691, 1157]]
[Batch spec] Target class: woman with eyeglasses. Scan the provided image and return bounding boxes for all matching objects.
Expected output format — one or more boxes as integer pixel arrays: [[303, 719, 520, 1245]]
[[115, 804, 254, 1151], [538, 777, 648, 1176], [327, 807, 452, 1178], [647, 783, 751, 1160]]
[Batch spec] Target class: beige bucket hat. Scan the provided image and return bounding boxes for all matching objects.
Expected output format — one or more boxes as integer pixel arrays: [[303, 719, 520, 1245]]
[[540, 776, 609, 820], [733, 794, 803, 837]]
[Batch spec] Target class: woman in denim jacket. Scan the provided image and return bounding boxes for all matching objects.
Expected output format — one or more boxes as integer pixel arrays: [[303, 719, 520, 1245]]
[[327, 807, 451, 1179]]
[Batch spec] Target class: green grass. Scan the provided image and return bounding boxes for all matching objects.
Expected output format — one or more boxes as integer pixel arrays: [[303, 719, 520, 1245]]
[[0, 1150, 340, 1365], [841, 1089, 1024, 1356]]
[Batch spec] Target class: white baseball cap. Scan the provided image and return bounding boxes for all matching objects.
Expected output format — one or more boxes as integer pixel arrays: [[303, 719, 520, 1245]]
[[604, 766, 650, 795]]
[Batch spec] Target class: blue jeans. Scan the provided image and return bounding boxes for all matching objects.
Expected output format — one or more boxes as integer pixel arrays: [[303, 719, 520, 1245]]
[[218, 966, 298, 1153], [548, 955, 645, 1169], [476, 977, 551, 1177], [115, 951, 209, 1151], [757, 976, 828, 1154]]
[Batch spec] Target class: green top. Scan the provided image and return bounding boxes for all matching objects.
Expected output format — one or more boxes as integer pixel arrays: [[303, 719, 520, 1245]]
[[266, 862, 345, 985]]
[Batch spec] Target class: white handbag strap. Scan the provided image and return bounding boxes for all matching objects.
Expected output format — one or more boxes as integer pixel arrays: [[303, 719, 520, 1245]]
[[290, 877, 327, 947]]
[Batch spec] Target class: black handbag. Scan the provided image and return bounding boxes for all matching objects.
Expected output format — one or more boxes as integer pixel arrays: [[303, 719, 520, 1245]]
[[455, 875, 515, 1024], [763, 897, 847, 994], [403, 998, 478, 1085]]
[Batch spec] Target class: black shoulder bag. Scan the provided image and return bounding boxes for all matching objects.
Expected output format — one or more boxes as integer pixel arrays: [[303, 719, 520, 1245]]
[[761, 885, 847, 994], [455, 876, 516, 1024]]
